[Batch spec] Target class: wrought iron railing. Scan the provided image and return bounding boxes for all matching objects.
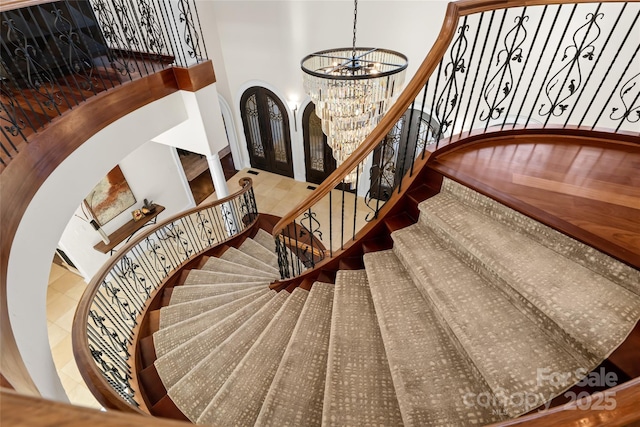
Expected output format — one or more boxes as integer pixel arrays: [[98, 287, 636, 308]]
[[0, 0, 207, 167], [72, 178, 257, 412], [274, 0, 640, 279]]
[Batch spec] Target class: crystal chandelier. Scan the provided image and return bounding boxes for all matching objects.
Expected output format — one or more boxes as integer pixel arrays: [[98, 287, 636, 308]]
[[301, 0, 407, 184]]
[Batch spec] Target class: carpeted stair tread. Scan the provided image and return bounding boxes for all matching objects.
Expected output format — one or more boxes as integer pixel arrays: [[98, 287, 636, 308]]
[[323, 270, 403, 427], [200, 256, 277, 280], [169, 283, 268, 305], [239, 238, 280, 271], [363, 249, 505, 425], [418, 191, 640, 363], [391, 226, 588, 417], [253, 228, 277, 253], [183, 269, 270, 285], [159, 288, 270, 329], [255, 282, 334, 427], [441, 178, 640, 293], [221, 246, 281, 276], [154, 291, 276, 357], [198, 288, 309, 426], [155, 290, 277, 390], [168, 291, 289, 422]]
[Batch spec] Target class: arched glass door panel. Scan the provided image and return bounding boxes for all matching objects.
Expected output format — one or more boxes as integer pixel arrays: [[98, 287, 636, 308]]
[[240, 87, 293, 177]]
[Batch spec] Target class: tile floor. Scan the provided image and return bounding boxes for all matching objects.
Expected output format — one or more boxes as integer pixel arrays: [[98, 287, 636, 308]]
[[47, 167, 373, 409]]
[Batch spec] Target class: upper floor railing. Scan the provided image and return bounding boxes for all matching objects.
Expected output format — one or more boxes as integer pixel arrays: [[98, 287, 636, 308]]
[[273, 0, 640, 279], [0, 0, 207, 167], [72, 178, 257, 412]]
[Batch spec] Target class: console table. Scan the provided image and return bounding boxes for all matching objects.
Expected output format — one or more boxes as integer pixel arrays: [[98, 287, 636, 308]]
[[93, 205, 165, 254]]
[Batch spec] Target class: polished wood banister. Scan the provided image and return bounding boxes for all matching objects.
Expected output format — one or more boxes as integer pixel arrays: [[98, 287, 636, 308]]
[[72, 178, 256, 412]]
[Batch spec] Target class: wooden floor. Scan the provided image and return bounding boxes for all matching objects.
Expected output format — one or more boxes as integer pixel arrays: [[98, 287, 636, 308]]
[[430, 139, 640, 269]]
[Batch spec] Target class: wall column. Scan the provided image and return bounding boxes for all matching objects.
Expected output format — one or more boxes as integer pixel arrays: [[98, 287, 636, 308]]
[[207, 153, 229, 198]]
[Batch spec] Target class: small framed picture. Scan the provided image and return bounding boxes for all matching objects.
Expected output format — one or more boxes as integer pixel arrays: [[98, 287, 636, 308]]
[[132, 209, 144, 221]]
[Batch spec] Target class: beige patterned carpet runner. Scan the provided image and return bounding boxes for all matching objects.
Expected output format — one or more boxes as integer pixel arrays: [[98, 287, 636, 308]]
[[152, 182, 640, 426]]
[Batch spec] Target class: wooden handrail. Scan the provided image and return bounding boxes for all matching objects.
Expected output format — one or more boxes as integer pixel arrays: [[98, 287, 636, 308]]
[[72, 178, 257, 412]]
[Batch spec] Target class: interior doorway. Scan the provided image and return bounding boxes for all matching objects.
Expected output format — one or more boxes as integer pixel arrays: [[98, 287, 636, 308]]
[[302, 103, 337, 184], [240, 86, 294, 178]]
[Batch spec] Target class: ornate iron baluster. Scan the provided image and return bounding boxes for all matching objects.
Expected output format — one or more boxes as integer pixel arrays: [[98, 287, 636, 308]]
[[480, 12, 529, 122], [275, 235, 291, 279], [142, 236, 171, 275], [51, 7, 95, 91], [610, 72, 640, 127], [101, 282, 137, 326], [88, 310, 130, 356], [195, 211, 214, 244], [177, 0, 202, 61], [113, 254, 151, 298], [89, 0, 134, 75], [0, 79, 26, 140], [2, 18, 62, 110], [434, 23, 469, 137], [539, 9, 603, 118], [136, 0, 166, 59]]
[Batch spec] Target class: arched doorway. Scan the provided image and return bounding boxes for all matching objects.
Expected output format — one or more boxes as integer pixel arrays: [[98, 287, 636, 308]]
[[370, 109, 440, 200], [240, 87, 294, 178], [302, 103, 337, 184]]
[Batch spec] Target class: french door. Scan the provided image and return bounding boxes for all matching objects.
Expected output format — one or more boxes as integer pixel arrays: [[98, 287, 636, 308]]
[[302, 103, 336, 184], [241, 87, 294, 178], [369, 109, 440, 200]]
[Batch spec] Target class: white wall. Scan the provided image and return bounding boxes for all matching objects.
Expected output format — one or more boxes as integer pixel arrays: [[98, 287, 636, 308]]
[[153, 83, 230, 156], [59, 141, 195, 282], [6, 92, 189, 401]]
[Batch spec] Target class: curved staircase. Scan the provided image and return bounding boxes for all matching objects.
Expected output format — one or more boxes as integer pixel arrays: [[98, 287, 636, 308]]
[[140, 178, 640, 426]]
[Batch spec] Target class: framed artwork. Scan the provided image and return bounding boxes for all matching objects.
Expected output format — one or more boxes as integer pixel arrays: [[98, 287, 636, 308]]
[[85, 165, 136, 226]]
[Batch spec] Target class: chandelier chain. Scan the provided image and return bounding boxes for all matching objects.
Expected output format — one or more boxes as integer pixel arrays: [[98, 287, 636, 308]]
[[352, 0, 358, 61]]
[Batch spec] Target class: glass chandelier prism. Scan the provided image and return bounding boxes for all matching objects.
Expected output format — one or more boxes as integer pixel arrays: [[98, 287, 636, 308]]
[[301, 2, 407, 184]]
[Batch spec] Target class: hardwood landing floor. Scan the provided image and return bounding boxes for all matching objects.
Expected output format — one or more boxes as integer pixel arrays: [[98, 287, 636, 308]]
[[430, 139, 640, 269]]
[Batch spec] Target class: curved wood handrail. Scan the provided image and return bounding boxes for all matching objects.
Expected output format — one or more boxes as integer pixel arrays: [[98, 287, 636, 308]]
[[271, 0, 638, 240], [72, 177, 257, 412]]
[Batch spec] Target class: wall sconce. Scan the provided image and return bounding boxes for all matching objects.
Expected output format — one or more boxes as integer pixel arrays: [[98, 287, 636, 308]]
[[288, 99, 298, 132]]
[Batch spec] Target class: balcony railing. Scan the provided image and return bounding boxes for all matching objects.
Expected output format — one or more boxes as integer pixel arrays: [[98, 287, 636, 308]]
[[0, 0, 207, 168], [273, 0, 640, 280], [72, 178, 258, 412]]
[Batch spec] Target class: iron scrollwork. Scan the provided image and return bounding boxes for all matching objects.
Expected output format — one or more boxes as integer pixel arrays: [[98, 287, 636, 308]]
[[2, 18, 62, 109], [480, 13, 529, 121], [610, 72, 640, 125], [275, 235, 291, 279], [434, 23, 469, 137], [113, 254, 151, 298], [89, 0, 134, 74], [51, 7, 96, 91], [177, 0, 203, 62], [88, 310, 130, 356], [89, 344, 137, 405], [539, 10, 603, 117], [102, 281, 137, 326], [0, 79, 26, 138], [136, 0, 166, 58]]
